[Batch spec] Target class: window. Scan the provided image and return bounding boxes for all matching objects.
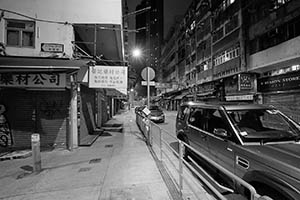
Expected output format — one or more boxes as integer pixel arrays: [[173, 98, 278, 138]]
[[205, 109, 231, 134], [214, 46, 240, 66], [225, 15, 239, 34], [6, 19, 35, 47], [189, 108, 204, 129], [213, 27, 224, 42], [250, 15, 300, 54]]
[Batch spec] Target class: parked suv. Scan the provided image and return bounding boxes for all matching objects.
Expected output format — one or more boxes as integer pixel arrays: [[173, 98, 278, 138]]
[[176, 101, 300, 200]]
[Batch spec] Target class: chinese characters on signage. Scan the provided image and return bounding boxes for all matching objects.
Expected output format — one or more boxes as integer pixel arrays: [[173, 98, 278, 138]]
[[41, 43, 64, 53], [226, 95, 254, 101], [0, 73, 66, 88], [239, 73, 253, 90], [89, 66, 128, 90]]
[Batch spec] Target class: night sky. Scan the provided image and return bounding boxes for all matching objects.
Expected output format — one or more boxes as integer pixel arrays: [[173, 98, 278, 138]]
[[127, 0, 192, 46], [126, 0, 192, 96]]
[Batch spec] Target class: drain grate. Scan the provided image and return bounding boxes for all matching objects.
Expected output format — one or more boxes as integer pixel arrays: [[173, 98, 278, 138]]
[[89, 158, 102, 164], [78, 167, 91, 172], [105, 144, 113, 148]]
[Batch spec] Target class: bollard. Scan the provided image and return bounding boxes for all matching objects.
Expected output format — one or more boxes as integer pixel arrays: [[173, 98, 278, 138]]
[[31, 133, 41, 173]]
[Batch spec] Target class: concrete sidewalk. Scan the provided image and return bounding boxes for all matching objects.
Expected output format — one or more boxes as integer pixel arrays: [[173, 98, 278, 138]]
[[0, 109, 173, 200]]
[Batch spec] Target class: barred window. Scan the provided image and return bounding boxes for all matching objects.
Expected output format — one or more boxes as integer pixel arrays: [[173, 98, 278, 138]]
[[214, 47, 240, 66]]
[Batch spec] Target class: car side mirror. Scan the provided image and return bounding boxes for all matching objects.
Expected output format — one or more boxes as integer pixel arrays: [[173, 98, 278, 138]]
[[213, 128, 228, 138]]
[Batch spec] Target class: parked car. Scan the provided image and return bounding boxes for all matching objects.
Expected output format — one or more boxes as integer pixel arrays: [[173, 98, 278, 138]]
[[148, 105, 165, 123], [176, 101, 300, 200]]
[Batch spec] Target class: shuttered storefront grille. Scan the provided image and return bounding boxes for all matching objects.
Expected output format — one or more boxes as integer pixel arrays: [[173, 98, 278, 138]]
[[263, 93, 300, 123], [0, 88, 69, 148]]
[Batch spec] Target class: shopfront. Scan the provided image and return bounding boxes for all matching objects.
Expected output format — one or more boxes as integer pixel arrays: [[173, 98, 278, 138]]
[[224, 73, 257, 103], [0, 56, 86, 150], [258, 70, 300, 122], [196, 82, 216, 102]]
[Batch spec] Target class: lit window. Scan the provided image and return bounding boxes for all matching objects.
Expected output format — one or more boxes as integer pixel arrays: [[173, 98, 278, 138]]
[[6, 19, 35, 47]]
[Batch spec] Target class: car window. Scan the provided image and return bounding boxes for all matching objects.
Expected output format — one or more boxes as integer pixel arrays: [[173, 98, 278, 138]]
[[205, 109, 232, 136], [188, 108, 205, 129], [226, 109, 300, 143]]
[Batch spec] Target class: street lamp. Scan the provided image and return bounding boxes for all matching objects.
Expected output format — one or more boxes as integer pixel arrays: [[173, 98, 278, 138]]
[[130, 47, 154, 107], [132, 48, 142, 58]]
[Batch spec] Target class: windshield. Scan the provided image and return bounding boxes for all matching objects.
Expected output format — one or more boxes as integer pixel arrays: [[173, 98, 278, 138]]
[[226, 109, 300, 143]]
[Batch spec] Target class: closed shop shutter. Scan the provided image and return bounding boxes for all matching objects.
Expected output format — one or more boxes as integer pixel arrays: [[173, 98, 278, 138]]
[[0, 89, 69, 148], [0, 89, 34, 148], [263, 93, 300, 122], [36, 91, 69, 148]]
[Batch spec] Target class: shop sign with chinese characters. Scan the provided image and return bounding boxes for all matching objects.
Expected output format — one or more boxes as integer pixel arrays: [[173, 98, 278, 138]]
[[88, 65, 128, 90], [0, 73, 66, 88]]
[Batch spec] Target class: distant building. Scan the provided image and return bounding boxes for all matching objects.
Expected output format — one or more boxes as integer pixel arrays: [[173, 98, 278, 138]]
[[135, 0, 163, 97]]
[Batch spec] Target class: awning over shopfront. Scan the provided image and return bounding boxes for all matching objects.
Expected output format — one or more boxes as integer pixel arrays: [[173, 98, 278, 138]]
[[197, 90, 215, 97], [0, 56, 89, 73], [151, 96, 162, 102], [174, 92, 189, 100], [164, 95, 176, 100], [185, 94, 195, 98], [105, 88, 127, 99]]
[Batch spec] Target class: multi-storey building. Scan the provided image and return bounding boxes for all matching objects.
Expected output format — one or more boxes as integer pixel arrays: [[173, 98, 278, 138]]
[[135, 0, 163, 97], [0, 0, 125, 150], [159, 19, 181, 110], [160, 0, 300, 121], [244, 0, 300, 122]]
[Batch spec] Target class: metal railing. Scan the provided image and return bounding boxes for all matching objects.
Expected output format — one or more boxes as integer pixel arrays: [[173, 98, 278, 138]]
[[136, 112, 272, 200]]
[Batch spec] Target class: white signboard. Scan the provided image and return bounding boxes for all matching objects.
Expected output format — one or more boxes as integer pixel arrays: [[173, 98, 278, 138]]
[[89, 65, 128, 90], [31, 134, 40, 142], [141, 81, 155, 86], [41, 43, 64, 53], [155, 82, 172, 88], [225, 95, 254, 101], [0, 73, 66, 88], [142, 107, 151, 116]]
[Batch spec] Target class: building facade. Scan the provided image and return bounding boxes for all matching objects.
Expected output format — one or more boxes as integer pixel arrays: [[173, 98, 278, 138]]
[[245, 0, 300, 122], [0, 0, 125, 150], [159, 0, 300, 122]]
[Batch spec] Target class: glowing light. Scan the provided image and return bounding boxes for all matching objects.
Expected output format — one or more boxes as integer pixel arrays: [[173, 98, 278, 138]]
[[132, 48, 141, 57]]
